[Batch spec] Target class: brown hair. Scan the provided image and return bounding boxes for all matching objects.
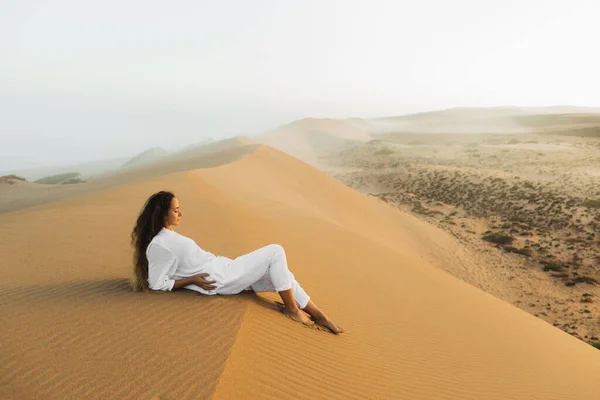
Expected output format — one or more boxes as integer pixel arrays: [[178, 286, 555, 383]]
[[130, 191, 175, 292]]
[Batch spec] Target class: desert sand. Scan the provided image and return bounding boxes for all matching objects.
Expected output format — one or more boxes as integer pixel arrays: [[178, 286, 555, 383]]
[[322, 112, 600, 347], [2, 136, 600, 399]]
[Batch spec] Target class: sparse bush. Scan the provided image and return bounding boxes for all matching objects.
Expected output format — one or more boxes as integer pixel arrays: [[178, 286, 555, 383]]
[[482, 232, 515, 245], [543, 262, 570, 272], [573, 276, 599, 285], [565, 276, 598, 287], [591, 341, 600, 350], [508, 138, 521, 144], [581, 199, 600, 209], [503, 246, 532, 256]]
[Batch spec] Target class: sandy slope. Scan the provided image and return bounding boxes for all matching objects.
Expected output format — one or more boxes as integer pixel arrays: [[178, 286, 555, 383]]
[[255, 118, 371, 163], [1, 144, 600, 399]]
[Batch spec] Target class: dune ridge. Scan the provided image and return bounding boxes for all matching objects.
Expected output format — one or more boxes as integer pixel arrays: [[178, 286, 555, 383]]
[[0, 139, 258, 215], [255, 118, 371, 163], [1, 144, 600, 399]]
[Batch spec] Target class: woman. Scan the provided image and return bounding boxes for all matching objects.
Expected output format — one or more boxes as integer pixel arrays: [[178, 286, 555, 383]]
[[131, 191, 344, 334]]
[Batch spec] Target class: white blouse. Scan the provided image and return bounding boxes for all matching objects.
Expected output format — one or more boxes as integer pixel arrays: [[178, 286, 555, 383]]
[[146, 227, 228, 294]]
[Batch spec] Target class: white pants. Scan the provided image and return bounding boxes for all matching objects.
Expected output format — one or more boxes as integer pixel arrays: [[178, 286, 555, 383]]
[[216, 244, 311, 309]]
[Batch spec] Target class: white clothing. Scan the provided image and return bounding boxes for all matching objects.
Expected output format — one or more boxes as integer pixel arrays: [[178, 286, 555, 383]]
[[146, 228, 310, 308]]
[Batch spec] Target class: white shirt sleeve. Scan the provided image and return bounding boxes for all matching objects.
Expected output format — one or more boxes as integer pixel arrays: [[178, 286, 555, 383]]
[[147, 243, 177, 291]]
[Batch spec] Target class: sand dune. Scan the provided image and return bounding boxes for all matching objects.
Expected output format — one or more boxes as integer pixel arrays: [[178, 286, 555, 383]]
[[2, 144, 600, 399], [255, 118, 371, 164], [122, 147, 169, 168]]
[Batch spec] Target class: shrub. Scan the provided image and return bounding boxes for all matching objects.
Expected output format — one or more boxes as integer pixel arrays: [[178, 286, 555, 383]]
[[581, 199, 600, 209], [482, 232, 515, 245], [543, 263, 570, 272], [503, 246, 532, 257], [573, 276, 599, 285], [565, 276, 599, 287]]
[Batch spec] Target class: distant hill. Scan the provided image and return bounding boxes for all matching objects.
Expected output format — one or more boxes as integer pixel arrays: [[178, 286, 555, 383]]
[[348, 106, 600, 135], [181, 138, 216, 151], [513, 114, 600, 137], [34, 172, 86, 185], [2, 157, 128, 182], [122, 147, 169, 168], [0, 175, 27, 185]]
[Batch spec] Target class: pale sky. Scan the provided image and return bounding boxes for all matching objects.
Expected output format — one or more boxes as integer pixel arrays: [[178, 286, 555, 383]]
[[1, 0, 599, 171]]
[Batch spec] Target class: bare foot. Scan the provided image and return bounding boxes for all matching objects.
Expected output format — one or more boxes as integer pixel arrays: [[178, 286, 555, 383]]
[[313, 318, 345, 334], [282, 308, 313, 326]]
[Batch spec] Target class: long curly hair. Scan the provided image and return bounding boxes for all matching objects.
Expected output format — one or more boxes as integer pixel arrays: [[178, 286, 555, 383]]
[[130, 191, 175, 292]]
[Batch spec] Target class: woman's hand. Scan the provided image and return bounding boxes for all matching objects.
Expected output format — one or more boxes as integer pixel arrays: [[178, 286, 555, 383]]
[[192, 273, 217, 291]]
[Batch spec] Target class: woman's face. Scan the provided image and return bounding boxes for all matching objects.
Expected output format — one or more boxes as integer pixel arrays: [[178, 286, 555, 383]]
[[165, 197, 182, 228]]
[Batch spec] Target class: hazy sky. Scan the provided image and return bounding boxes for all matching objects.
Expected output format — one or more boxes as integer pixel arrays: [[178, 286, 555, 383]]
[[1, 0, 599, 171]]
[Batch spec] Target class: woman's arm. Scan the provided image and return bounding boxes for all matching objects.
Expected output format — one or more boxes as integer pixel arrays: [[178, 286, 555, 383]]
[[172, 274, 217, 291]]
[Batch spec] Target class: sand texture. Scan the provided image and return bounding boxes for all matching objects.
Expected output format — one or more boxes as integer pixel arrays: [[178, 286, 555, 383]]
[[2, 143, 600, 399]]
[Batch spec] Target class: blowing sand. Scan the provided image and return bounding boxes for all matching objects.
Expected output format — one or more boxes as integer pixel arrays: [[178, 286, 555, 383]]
[[1, 143, 600, 399]]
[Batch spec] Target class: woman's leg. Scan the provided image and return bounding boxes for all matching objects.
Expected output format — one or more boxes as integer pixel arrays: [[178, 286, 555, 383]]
[[248, 249, 343, 333], [220, 244, 312, 324], [302, 300, 345, 334]]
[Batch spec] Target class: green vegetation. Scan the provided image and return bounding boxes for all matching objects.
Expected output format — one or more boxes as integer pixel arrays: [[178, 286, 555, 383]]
[[62, 178, 86, 184], [3, 174, 26, 181], [0, 175, 27, 185], [35, 172, 81, 185]]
